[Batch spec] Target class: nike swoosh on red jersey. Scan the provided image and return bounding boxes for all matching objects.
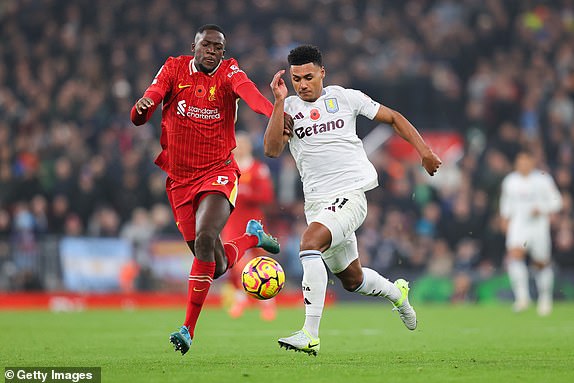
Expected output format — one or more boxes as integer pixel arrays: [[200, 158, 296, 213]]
[[178, 84, 192, 89]]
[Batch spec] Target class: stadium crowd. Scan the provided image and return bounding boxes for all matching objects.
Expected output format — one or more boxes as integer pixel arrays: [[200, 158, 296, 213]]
[[1, 0, 573, 301]]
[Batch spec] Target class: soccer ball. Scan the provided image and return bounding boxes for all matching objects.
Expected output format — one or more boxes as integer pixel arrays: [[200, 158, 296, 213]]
[[241, 256, 285, 300]]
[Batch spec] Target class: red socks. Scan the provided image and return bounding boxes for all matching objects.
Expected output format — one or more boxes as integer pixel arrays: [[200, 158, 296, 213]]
[[223, 233, 258, 269], [184, 259, 215, 338], [183, 234, 258, 338]]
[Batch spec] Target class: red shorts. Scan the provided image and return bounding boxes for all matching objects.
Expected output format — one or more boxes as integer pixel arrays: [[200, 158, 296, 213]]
[[166, 164, 240, 241]]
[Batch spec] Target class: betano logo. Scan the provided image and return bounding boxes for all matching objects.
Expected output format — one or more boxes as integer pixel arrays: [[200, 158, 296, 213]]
[[295, 119, 345, 139]]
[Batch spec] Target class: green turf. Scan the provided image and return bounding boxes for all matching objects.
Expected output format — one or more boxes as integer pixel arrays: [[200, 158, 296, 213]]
[[2, 303, 574, 383]]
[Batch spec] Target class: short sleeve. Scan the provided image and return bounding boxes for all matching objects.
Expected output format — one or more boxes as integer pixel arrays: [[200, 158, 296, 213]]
[[343, 88, 380, 120], [284, 97, 294, 115]]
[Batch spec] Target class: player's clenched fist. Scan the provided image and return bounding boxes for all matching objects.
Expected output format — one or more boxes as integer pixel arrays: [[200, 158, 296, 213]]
[[421, 150, 442, 176], [135, 97, 154, 114]]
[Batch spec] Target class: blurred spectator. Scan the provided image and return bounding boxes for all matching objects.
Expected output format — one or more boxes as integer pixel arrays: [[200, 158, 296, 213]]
[[120, 207, 155, 266], [63, 213, 84, 237], [87, 206, 121, 237], [48, 194, 72, 235]]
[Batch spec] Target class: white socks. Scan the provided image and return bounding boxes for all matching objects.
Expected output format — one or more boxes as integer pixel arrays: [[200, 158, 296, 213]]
[[534, 265, 554, 303], [354, 267, 402, 303], [300, 250, 327, 339], [299, 257, 402, 338], [508, 260, 530, 304]]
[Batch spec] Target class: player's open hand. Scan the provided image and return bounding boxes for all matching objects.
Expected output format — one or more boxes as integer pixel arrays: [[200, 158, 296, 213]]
[[270, 70, 288, 101], [135, 97, 154, 114], [422, 150, 442, 176]]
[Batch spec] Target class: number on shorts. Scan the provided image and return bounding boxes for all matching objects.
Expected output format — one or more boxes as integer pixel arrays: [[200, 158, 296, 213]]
[[325, 197, 348, 212]]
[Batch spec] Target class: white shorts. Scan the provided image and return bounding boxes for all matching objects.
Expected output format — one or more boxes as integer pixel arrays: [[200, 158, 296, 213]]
[[304, 190, 367, 273], [506, 221, 551, 262]]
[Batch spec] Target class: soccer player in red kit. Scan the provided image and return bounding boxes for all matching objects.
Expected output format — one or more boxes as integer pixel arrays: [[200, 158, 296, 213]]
[[130, 24, 289, 355], [221, 132, 277, 321]]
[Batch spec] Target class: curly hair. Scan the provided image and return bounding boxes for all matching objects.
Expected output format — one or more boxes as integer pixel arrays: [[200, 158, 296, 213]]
[[287, 45, 322, 66]]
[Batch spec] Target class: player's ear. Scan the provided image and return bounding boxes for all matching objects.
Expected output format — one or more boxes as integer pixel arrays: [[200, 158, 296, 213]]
[[191, 43, 196, 53], [320, 66, 325, 79]]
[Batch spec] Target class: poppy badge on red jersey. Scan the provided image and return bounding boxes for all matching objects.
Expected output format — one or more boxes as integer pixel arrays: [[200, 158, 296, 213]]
[[195, 85, 206, 98]]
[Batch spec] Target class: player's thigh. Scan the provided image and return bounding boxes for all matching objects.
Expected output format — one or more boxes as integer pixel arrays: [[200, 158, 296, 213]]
[[300, 222, 332, 253], [322, 232, 359, 274], [528, 233, 552, 266], [195, 192, 232, 234], [305, 189, 367, 249], [195, 166, 240, 234], [506, 224, 529, 260], [165, 177, 199, 241]]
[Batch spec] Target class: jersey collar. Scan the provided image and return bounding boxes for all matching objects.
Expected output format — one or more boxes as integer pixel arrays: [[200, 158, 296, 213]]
[[189, 58, 222, 76]]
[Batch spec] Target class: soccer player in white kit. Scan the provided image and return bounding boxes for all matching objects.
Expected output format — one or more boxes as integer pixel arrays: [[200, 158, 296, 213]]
[[264, 45, 442, 355], [500, 150, 562, 316]]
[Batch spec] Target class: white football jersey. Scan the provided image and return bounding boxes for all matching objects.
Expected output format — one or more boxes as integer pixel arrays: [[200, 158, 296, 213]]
[[285, 85, 380, 201], [500, 170, 562, 225]]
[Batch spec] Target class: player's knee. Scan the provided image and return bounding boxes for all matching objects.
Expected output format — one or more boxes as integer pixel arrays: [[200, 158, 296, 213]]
[[194, 231, 218, 261], [300, 225, 331, 253], [532, 260, 549, 269], [300, 237, 329, 253], [507, 248, 526, 260]]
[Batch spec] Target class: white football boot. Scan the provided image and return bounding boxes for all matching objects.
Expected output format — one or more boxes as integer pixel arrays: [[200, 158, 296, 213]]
[[278, 329, 320, 356], [392, 279, 417, 330]]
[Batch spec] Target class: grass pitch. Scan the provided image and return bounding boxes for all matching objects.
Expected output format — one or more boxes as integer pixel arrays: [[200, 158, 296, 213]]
[[2, 303, 573, 383]]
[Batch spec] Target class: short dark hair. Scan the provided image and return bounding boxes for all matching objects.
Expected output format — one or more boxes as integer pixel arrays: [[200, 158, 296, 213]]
[[516, 148, 534, 158], [288, 45, 323, 66], [196, 24, 226, 37]]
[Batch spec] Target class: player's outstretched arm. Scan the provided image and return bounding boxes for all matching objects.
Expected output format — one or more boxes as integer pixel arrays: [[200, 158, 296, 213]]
[[234, 80, 293, 136], [130, 91, 162, 126], [374, 104, 442, 176], [264, 70, 291, 158]]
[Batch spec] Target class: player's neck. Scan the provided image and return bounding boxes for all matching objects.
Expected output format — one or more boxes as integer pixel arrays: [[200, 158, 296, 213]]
[[192, 58, 222, 75], [303, 88, 325, 103], [518, 170, 532, 177]]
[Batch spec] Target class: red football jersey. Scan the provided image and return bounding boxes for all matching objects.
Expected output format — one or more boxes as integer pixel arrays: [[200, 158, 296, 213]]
[[221, 160, 274, 241], [144, 56, 267, 183]]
